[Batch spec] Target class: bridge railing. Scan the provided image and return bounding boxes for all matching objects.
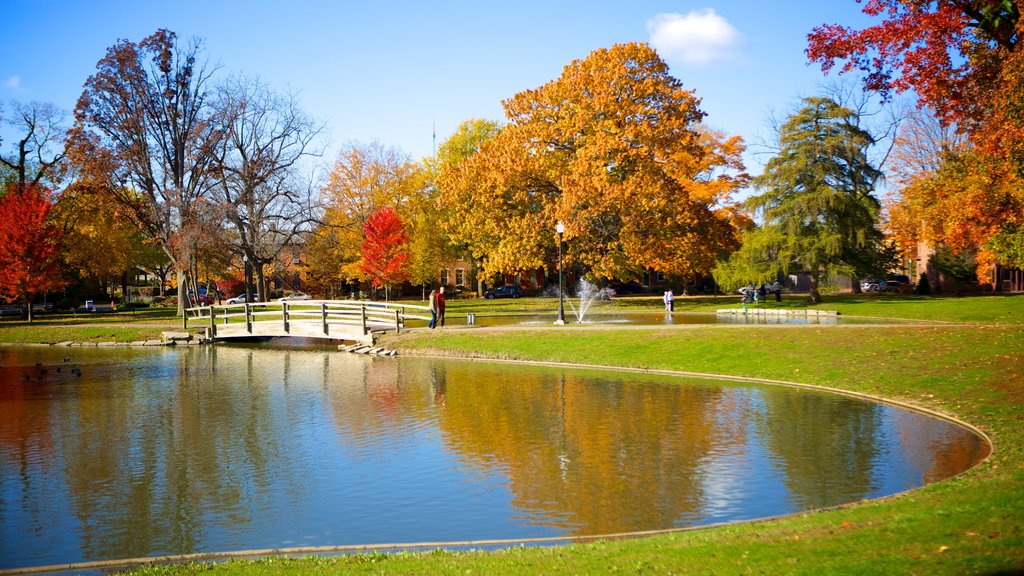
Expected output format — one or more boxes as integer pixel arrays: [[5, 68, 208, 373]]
[[183, 299, 432, 340]]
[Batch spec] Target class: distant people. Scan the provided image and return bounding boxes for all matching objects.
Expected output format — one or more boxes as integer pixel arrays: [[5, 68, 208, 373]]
[[427, 289, 438, 329], [436, 286, 447, 328], [753, 289, 760, 304], [663, 289, 674, 312]]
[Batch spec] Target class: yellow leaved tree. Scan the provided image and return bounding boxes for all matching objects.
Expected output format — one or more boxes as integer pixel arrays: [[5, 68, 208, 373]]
[[437, 42, 747, 283]]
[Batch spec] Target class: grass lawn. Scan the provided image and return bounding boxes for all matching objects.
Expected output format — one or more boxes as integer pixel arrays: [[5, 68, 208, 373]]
[[443, 291, 1024, 324], [106, 293, 1024, 575], [0, 308, 180, 343]]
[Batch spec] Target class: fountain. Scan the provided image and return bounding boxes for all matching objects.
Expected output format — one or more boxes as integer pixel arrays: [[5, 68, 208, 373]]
[[564, 278, 613, 323]]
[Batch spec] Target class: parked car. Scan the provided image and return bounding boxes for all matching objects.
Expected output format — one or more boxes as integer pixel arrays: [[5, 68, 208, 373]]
[[225, 294, 258, 305], [864, 279, 906, 293], [484, 285, 523, 299], [877, 280, 905, 292], [278, 292, 311, 302]]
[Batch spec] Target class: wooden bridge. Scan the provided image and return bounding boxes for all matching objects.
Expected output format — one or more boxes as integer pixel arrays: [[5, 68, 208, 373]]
[[183, 300, 432, 343]]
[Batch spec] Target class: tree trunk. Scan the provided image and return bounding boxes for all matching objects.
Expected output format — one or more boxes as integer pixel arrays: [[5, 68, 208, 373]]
[[255, 263, 267, 302], [176, 268, 187, 316], [851, 277, 862, 294], [809, 274, 822, 304]]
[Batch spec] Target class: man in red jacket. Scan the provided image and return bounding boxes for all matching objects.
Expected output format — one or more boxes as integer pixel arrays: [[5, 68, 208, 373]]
[[435, 286, 446, 327]]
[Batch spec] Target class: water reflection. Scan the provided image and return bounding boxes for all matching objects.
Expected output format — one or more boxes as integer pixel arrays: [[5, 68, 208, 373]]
[[0, 345, 987, 570]]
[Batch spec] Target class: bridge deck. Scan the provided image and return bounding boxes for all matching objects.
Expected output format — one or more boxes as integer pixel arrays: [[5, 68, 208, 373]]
[[184, 300, 431, 343]]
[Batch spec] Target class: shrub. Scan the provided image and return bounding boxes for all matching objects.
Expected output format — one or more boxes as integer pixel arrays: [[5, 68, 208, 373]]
[[916, 273, 932, 295]]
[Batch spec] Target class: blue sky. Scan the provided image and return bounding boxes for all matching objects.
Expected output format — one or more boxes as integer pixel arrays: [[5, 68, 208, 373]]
[[1, 1, 877, 176]]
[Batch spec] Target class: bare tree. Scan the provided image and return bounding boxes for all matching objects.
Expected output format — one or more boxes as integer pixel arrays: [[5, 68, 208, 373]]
[[0, 100, 67, 189], [210, 76, 324, 301], [70, 29, 221, 316]]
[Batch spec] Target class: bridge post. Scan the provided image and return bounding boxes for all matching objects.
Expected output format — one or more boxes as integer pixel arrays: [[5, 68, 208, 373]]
[[245, 304, 252, 333], [321, 303, 328, 335], [182, 310, 188, 330], [208, 307, 216, 338], [283, 302, 290, 333], [361, 304, 368, 335], [395, 309, 401, 334]]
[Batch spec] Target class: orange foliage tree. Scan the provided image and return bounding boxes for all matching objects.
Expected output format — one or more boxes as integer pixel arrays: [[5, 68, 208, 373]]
[[437, 42, 747, 284], [0, 184, 66, 321], [808, 0, 1024, 278]]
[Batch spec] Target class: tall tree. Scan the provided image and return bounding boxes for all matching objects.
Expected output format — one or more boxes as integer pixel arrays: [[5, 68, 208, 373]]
[[717, 97, 883, 303], [69, 29, 221, 316], [0, 101, 67, 190], [0, 184, 67, 321], [426, 118, 502, 294], [360, 206, 410, 300], [807, 0, 1024, 279], [210, 75, 323, 301], [437, 43, 746, 283]]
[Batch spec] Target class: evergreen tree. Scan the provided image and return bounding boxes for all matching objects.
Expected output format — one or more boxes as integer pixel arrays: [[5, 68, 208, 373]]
[[716, 97, 883, 303]]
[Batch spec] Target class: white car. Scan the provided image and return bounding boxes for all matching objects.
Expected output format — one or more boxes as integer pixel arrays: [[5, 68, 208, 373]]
[[278, 292, 311, 302], [225, 294, 258, 304]]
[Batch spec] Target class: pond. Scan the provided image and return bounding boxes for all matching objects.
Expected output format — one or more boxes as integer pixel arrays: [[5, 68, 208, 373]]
[[0, 343, 988, 572]]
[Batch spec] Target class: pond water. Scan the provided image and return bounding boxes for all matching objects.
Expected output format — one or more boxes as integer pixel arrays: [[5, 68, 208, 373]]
[[0, 343, 987, 571]]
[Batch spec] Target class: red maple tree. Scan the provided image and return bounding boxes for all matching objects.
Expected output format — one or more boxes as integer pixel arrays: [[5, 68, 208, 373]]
[[360, 206, 410, 299], [0, 183, 67, 321], [806, 0, 1018, 129]]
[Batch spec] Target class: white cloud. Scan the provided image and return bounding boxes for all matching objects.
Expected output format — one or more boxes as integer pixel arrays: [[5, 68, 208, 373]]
[[2, 75, 21, 89], [647, 9, 743, 65]]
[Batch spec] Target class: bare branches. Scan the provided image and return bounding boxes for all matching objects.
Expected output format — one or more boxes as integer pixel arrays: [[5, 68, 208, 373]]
[[0, 100, 68, 189]]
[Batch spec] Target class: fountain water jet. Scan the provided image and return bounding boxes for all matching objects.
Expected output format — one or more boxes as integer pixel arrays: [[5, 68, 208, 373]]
[[565, 278, 613, 323]]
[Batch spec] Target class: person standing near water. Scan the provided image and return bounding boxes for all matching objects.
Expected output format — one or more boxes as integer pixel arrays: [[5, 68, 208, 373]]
[[663, 289, 674, 312], [427, 289, 438, 329], [436, 286, 447, 327]]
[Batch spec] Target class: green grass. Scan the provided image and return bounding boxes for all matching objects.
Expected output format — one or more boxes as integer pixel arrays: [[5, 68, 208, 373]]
[[0, 308, 181, 343], [443, 292, 1024, 324]]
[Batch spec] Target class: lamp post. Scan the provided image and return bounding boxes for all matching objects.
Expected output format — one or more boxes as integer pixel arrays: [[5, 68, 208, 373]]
[[243, 255, 252, 302], [555, 221, 566, 325]]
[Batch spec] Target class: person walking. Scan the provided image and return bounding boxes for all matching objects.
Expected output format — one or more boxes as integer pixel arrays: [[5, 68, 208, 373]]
[[663, 289, 674, 312], [427, 289, 438, 329], [436, 286, 447, 328]]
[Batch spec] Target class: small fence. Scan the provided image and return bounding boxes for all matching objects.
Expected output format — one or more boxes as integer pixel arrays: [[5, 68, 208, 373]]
[[184, 300, 432, 343]]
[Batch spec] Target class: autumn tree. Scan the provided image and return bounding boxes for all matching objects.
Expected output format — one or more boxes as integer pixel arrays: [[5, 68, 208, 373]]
[[436, 43, 746, 284], [309, 142, 425, 295], [0, 184, 66, 321], [716, 97, 883, 303], [360, 206, 410, 300], [807, 0, 1024, 280], [423, 118, 503, 294], [55, 180, 150, 290], [210, 75, 323, 301], [69, 29, 221, 316], [0, 101, 67, 190]]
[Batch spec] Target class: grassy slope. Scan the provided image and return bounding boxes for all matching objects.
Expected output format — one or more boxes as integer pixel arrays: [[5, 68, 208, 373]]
[[122, 295, 1024, 575]]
